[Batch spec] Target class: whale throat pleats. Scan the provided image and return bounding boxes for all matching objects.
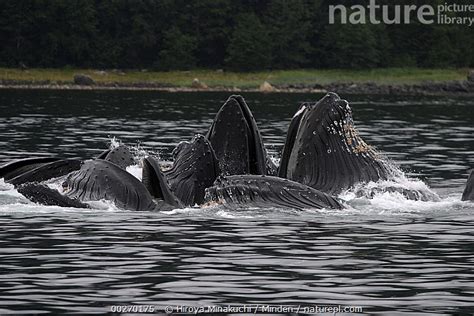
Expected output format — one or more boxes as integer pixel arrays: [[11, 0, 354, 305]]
[[279, 93, 392, 194]]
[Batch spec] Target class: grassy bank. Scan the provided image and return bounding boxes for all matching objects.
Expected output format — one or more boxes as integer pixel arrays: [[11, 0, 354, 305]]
[[0, 67, 469, 89]]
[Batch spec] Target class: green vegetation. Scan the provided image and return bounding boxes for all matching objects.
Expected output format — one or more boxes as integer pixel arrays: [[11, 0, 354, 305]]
[[0, 0, 472, 71], [1, 68, 468, 89]]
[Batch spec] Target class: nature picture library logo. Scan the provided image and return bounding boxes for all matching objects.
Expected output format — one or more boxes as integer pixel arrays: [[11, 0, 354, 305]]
[[329, 0, 474, 26]]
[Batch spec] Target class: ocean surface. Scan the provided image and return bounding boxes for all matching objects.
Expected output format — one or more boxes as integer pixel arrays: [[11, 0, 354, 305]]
[[0, 89, 473, 314]]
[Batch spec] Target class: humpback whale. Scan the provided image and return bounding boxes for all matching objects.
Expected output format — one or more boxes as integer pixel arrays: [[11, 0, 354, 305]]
[[60, 160, 171, 211], [0, 145, 134, 188], [279, 92, 392, 194], [8, 159, 83, 187], [141, 135, 219, 207], [164, 135, 220, 206], [0, 157, 60, 181], [18, 183, 91, 209], [206, 95, 277, 176], [142, 156, 184, 208], [205, 175, 342, 210], [97, 145, 135, 169], [17, 159, 176, 211]]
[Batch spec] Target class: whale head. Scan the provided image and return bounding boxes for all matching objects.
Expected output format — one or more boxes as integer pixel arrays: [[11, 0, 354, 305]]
[[279, 92, 391, 194], [165, 134, 220, 206], [206, 95, 271, 175]]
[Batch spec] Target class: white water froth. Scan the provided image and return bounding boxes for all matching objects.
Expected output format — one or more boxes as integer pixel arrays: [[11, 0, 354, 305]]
[[86, 199, 122, 211], [0, 178, 14, 191], [109, 137, 121, 149], [109, 137, 162, 180], [126, 164, 143, 181], [337, 172, 468, 215], [162, 207, 199, 215], [340, 174, 438, 200], [0, 179, 30, 206]]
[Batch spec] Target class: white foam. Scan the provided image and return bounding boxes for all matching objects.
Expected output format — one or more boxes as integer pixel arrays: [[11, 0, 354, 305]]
[[341, 194, 468, 218], [129, 142, 153, 162], [339, 160, 439, 200], [216, 209, 237, 218], [162, 207, 198, 215], [126, 164, 143, 181], [0, 178, 14, 191], [331, 164, 470, 215], [86, 199, 122, 211]]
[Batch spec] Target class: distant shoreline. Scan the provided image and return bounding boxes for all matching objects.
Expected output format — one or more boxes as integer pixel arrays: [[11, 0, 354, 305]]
[[1, 82, 474, 96], [1, 67, 473, 95]]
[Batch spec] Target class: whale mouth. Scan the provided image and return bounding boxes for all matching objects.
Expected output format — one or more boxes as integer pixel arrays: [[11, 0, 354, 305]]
[[63, 160, 158, 211], [206, 95, 268, 176], [280, 92, 366, 172], [164, 134, 220, 206], [279, 92, 351, 177], [204, 175, 343, 211], [311, 92, 373, 156], [279, 92, 391, 194]]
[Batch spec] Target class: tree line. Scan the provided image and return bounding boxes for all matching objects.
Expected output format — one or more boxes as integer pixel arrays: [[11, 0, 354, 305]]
[[0, 0, 472, 71]]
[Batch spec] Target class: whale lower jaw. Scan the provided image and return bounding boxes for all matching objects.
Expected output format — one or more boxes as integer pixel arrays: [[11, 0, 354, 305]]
[[205, 175, 343, 211], [18, 183, 90, 209], [206, 95, 270, 176]]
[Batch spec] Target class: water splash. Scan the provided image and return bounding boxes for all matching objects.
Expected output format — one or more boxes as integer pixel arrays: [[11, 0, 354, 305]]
[[0, 179, 14, 191], [105, 137, 164, 178], [340, 174, 439, 201], [129, 142, 158, 162], [109, 136, 121, 149], [0, 180, 28, 206], [332, 165, 472, 217]]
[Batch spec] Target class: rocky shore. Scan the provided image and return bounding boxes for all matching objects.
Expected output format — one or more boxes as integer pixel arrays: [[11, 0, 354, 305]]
[[275, 78, 474, 95], [1, 71, 474, 95]]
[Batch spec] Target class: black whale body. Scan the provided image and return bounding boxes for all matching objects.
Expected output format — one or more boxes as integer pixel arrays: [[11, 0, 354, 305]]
[[97, 145, 135, 169], [206, 95, 277, 176], [9, 159, 83, 187], [0, 157, 60, 181], [61, 160, 171, 211], [141, 135, 219, 208], [279, 92, 392, 195], [1, 145, 134, 187], [164, 135, 220, 206], [462, 171, 474, 201], [205, 175, 343, 211], [142, 156, 184, 208], [16, 160, 169, 211], [277, 93, 442, 201], [18, 183, 91, 209]]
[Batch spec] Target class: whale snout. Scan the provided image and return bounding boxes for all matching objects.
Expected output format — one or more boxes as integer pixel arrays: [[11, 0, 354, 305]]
[[314, 92, 350, 114]]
